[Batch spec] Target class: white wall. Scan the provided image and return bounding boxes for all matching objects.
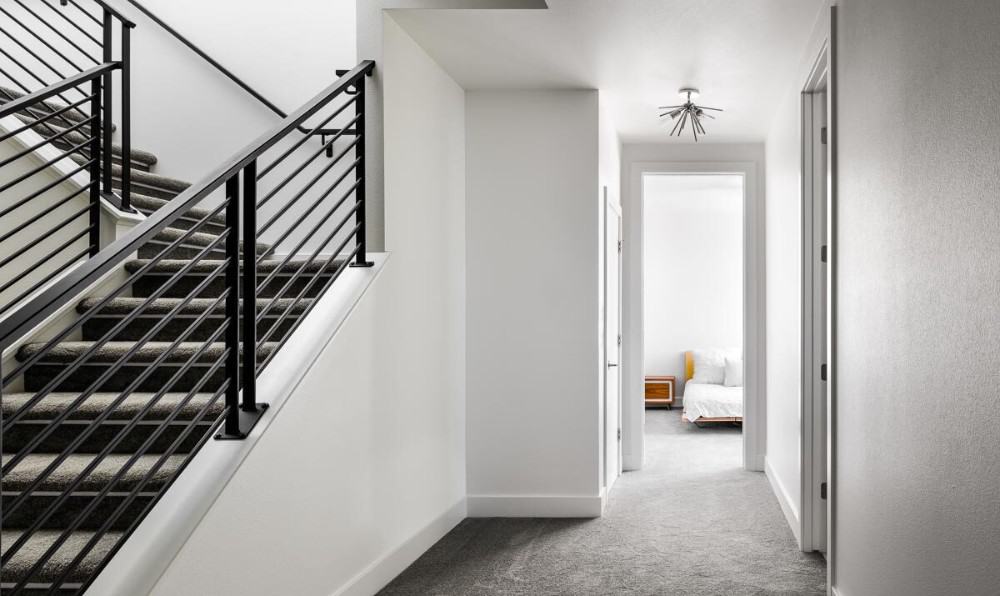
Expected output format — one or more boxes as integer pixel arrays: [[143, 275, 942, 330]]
[[762, 5, 830, 546], [620, 143, 764, 471], [148, 15, 466, 596], [834, 1, 1000, 594], [642, 174, 743, 399], [466, 90, 602, 516]]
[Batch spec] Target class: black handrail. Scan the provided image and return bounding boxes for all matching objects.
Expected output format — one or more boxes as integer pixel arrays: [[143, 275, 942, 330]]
[[64, 0, 137, 28], [123, 0, 354, 138], [0, 62, 118, 119], [0, 60, 375, 353]]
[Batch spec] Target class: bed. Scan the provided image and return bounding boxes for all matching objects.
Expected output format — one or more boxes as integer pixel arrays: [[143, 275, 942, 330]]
[[681, 351, 743, 424]]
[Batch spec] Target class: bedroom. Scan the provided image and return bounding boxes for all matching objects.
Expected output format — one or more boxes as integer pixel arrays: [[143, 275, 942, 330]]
[[642, 172, 746, 460]]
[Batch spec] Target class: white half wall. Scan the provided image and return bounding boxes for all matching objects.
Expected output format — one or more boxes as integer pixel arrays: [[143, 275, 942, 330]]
[[466, 90, 602, 516], [147, 15, 466, 596], [642, 174, 743, 400], [833, 1, 1000, 594]]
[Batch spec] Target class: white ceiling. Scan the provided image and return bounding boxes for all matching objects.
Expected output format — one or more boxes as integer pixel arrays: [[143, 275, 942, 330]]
[[389, 0, 825, 143]]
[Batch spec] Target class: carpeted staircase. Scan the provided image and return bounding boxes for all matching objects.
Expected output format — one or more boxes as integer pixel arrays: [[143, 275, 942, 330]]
[[1, 91, 341, 593]]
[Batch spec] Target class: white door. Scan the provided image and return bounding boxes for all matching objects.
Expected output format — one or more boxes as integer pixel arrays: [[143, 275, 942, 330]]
[[605, 191, 623, 489]]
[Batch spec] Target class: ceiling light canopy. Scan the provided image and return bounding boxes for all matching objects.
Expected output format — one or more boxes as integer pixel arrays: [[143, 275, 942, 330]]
[[659, 88, 723, 142]]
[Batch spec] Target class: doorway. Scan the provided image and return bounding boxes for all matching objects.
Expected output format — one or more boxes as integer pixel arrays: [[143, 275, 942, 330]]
[[622, 161, 764, 473]]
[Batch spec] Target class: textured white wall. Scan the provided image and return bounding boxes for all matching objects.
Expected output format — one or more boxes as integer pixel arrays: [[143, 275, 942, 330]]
[[642, 175, 743, 399], [465, 90, 602, 515], [834, 1, 1000, 594], [148, 16, 466, 595]]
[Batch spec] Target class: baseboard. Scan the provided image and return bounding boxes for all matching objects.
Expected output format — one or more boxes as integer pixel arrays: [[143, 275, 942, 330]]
[[764, 457, 801, 545], [831, 586, 843, 596], [467, 494, 604, 518], [332, 497, 467, 596]]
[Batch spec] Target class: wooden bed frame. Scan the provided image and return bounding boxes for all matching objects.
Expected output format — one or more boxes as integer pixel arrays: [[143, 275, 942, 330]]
[[681, 351, 743, 424]]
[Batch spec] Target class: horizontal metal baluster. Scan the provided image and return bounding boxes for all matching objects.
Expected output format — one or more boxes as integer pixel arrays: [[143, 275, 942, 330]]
[[66, 0, 103, 27], [256, 241, 361, 373], [0, 93, 94, 143], [256, 216, 361, 348], [0, 136, 96, 194], [0, 183, 91, 244], [0, 114, 96, 169], [70, 406, 229, 595], [0, 159, 94, 220], [0, 272, 231, 514], [0, 224, 91, 282], [0, 7, 87, 78], [257, 97, 358, 179], [12, 0, 100, 64], [51, 379, 230, 591], [258, 156, 360, 236], [39, 0, 103, 46], [0, 46, 91, 123], [2, 319, 230, 567], [0, 246, 92, 319], [0, 204, 91, 270], [1, 201, 229, 386], [1, 237, 230, 435], [256, 135, 360, 211]]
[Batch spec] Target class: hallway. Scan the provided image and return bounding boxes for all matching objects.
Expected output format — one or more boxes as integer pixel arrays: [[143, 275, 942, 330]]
[[380, 410, 825, 595]]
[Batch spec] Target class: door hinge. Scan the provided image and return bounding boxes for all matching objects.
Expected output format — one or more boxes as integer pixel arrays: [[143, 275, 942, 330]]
[[820, 244, 827, 263], [820, 127, 828, 145], [820, 363, 828, 382], [820, 482, 828, 500], [617, 334, 622, 346], [617, 240, 622, 253], [617, 428, 622, 441]]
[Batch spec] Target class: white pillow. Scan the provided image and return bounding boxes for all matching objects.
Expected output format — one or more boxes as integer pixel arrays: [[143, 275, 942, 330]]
[[724, 357, 744, 387], [691, 349, 726, 384]]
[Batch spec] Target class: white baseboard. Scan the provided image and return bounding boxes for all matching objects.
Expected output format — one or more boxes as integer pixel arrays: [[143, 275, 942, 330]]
[[331, 497, 467, 596], [764, 457, 801, 546], [467, 494, 605, 518]]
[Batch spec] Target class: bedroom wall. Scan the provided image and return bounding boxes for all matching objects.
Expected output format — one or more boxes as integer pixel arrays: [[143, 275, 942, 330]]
[[466, 90, 602, 516], [833, 1, 1000, 594], [643, 174, 743, 402]]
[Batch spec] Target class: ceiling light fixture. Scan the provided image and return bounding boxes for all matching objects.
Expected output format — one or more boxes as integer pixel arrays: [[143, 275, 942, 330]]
[[659, 87, 723, 142]]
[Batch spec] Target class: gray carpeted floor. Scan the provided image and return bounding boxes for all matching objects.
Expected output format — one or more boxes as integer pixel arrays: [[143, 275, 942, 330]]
[[380, 409, 826, 595]]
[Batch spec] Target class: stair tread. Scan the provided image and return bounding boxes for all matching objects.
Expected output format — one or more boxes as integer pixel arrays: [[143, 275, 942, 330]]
[[148, 227, 270, 254], [2, 392, 222, 422], [129, 193, 226, 226], [16, 341, 277, 363], [124, 257, 348, 275], [109, 164, 188, 192], [77, 296, 310, 316], [1, 529, 122, 585], [3, 453, 185, 493]]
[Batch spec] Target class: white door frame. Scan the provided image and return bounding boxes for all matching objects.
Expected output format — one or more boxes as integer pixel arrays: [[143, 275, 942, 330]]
[[800, 41, 831, 554], [622, 161, 765, 472], [603, 189, 623, 490]]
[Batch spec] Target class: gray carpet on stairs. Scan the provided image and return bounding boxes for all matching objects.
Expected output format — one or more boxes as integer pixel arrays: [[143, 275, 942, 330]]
[[379, 409, 826, 596]]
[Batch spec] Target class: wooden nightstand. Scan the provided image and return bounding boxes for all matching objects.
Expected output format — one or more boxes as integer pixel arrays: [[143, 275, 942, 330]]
[[645, 375, 676, 409]]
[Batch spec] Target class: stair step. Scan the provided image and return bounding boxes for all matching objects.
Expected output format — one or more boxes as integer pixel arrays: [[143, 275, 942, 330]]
[[3, 494, 154, 532], [140, 227, 270, 260], [126, 258, 349, 299], [1, 86, 92, 125], [77, 297, 308, 341], [16, 342, 276, 392], [1, 529, 122, 586], [129, 193, 227, 233], [3, 392, 222, 422], [110, 164, 188, 200], [3, 453, 184, 494], [3, 419, 216, 455]]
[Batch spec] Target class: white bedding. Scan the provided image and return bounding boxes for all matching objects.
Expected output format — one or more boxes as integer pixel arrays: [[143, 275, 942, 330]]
[[683, 382, 743, 421]]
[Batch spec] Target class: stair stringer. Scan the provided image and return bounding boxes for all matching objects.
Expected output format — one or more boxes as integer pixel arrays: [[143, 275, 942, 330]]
[[85, 253, 388, 596]]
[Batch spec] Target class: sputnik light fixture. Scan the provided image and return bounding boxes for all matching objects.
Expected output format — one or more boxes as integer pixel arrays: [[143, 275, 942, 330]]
[[659, 87, 723, 142]]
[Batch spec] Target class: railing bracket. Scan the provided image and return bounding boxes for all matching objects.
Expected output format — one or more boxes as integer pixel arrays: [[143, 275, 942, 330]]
[[215, 403, 270, 440]]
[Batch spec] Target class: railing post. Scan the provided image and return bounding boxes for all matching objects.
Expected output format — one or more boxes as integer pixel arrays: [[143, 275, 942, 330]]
[[88, 77, 102, 256], [241, 160, 258, 413], [120, 24, 131, 211], [101, 10, 113, 196], [350, 80, 373, 268], [220, 174, 242, 439]]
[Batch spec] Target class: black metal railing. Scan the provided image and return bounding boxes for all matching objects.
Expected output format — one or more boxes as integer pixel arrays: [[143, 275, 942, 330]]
[[0, 1, 134, 319], [123, 0, 356, 145], [0, 60, 374, 594]]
